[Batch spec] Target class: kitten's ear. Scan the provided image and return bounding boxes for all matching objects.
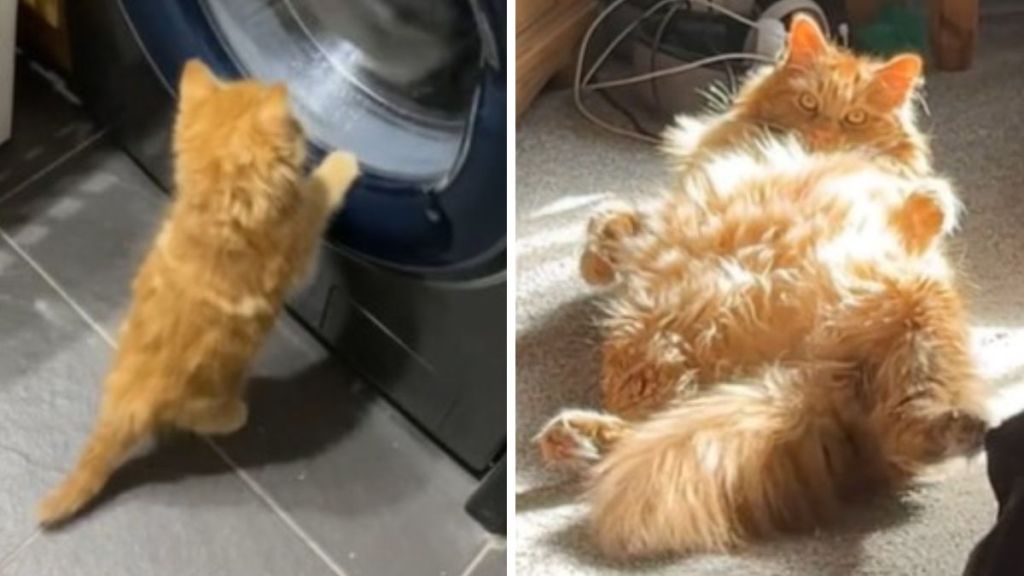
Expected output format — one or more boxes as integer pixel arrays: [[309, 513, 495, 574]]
[[872, 54, 923, 108], [266, 83, 289, 105], [784, 14, 828, 68], [179, 59, 218, 104], [259, 83, 290, 124], [892, 180, 959, 254]]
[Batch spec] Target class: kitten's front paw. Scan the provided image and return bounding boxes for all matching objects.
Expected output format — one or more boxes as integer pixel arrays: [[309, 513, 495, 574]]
[[317, 151, 360, 207]]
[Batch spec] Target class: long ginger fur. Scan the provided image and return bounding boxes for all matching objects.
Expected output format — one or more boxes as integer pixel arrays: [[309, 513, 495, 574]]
[[36, 60, 359, 526], [540, 17, 988, 559]]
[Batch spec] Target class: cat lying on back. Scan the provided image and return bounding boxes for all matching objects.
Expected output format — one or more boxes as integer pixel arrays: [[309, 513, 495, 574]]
[[537, 16, 988, 558], [37, 60, 360, 526], [582, 15, 932, 289]]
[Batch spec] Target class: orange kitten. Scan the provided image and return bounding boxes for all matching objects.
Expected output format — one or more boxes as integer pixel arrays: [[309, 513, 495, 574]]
[[36, 60, 359, 526]]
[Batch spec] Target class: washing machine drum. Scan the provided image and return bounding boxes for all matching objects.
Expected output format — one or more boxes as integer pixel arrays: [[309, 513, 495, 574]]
[[206, 1, 479, 183], [115, 0, 506, 272]]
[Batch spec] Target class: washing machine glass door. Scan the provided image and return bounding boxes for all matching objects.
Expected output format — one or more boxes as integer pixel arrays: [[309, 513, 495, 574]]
[[200, 0, 480, 185]]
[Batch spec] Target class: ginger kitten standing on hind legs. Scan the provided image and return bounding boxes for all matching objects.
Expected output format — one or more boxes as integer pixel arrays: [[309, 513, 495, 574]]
[[36, 60, 359, 526], [538, 16, 989, 559]]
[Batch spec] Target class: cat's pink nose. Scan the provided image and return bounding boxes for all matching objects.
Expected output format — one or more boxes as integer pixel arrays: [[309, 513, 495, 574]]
[[806, 129, 838, 149]]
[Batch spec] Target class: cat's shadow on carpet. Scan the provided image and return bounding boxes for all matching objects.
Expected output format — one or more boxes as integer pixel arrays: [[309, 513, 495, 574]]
[[534, 492, 923, 574]]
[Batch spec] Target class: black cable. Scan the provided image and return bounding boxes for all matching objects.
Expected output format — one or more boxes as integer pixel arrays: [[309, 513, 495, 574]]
[[595, 88, 657, 138], [650, 2, 682, 112]]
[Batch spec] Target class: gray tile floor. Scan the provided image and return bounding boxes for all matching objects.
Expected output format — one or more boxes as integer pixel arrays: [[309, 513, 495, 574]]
[[0, 60, 505, 576]]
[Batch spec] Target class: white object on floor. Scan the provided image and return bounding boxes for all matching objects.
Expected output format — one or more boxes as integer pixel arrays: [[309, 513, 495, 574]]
[[0, 0, 15, 145]]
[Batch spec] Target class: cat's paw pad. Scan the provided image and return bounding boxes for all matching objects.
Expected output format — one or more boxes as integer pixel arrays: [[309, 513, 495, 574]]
[[580, 249, 617, 286], [535, 410, 627, 467], [536, 417, 602, 466], [588, 203, 639, 241]]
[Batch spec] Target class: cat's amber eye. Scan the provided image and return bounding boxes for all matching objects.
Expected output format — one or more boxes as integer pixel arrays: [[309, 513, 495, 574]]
[[797, 93, 818, 112], [844, 110, 867, 126]]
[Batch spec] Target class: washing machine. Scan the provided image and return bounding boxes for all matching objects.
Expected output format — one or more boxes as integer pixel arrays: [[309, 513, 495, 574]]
[[65, 0, 506, 534]]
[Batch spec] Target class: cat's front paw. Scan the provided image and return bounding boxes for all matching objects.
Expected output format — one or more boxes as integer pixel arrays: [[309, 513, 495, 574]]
[[580, 203, 639, 286], [580, 249, 616, 286]]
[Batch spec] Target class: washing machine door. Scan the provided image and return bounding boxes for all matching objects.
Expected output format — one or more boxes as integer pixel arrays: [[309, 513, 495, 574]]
[[99, 0, 505, 273]]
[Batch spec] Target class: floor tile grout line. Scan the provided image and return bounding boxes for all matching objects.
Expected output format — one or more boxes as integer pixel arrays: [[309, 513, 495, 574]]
[[205, 442, 351, 576], [0, 229, 116, 347], [0, 128, 109, 209], [0, 230, 349, 576], [0, 530, 41, 572], [456, 539, 496, 576]]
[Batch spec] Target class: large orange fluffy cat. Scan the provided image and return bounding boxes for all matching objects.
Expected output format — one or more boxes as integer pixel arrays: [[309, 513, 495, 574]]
[[538, 16, 988, 558], [665, 15, 931, 178], [37, 60, 359, 526], [580, 16, 932, 286]]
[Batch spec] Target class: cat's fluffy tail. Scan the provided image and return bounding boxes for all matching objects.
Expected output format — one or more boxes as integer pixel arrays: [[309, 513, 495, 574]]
[[37, 411, 151, 527], [587, 366, 871, 558]]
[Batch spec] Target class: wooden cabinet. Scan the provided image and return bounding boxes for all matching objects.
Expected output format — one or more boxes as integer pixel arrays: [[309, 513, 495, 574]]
[[516, 0, 597, 121], [846, 0, 978, 71]]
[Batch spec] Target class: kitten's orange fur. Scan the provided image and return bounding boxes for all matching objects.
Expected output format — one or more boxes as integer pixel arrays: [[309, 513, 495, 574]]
[[539, 18, 988, 559], [36, 60, 359, 526]]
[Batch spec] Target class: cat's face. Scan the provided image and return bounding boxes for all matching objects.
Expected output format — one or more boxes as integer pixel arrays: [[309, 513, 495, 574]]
[[734, 15, 922, 154], [173, 60, 305, 180]]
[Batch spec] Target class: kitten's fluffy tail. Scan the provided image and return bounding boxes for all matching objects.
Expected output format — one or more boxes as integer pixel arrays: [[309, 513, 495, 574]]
[[587, 367, 871, 558], [37, 411, 151, 527]]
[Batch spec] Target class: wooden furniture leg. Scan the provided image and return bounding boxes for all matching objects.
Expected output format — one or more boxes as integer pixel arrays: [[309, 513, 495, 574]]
[[929, 0, 979, 71], [516, 0, 597, 122]]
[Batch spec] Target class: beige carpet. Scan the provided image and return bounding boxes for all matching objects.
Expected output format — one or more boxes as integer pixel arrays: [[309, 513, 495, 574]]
[[515, 3, 1024, 574]]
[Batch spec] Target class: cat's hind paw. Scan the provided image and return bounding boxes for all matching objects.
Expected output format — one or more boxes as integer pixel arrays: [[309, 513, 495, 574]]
[[535, 409, 628, 468]]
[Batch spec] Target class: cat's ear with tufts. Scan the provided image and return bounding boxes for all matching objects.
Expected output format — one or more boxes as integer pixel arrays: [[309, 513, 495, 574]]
[[784, 14, 828, 68], [871, 54, 923, 109], [179, 59, 218, 105]]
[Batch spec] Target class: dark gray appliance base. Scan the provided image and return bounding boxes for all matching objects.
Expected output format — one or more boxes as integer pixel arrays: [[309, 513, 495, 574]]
[[290, 244, 507, 474]]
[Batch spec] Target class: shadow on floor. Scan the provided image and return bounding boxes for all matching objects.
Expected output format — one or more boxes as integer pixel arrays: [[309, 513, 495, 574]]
[[52, 357, 374, 524], [536, 491, 922, 576]]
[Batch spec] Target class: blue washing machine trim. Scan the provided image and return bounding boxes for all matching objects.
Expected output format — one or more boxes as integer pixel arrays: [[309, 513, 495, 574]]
[[118, 0, 506, 271]]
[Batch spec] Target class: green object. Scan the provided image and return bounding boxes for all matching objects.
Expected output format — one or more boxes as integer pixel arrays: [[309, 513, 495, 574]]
[[852, 1, 928, 58]]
